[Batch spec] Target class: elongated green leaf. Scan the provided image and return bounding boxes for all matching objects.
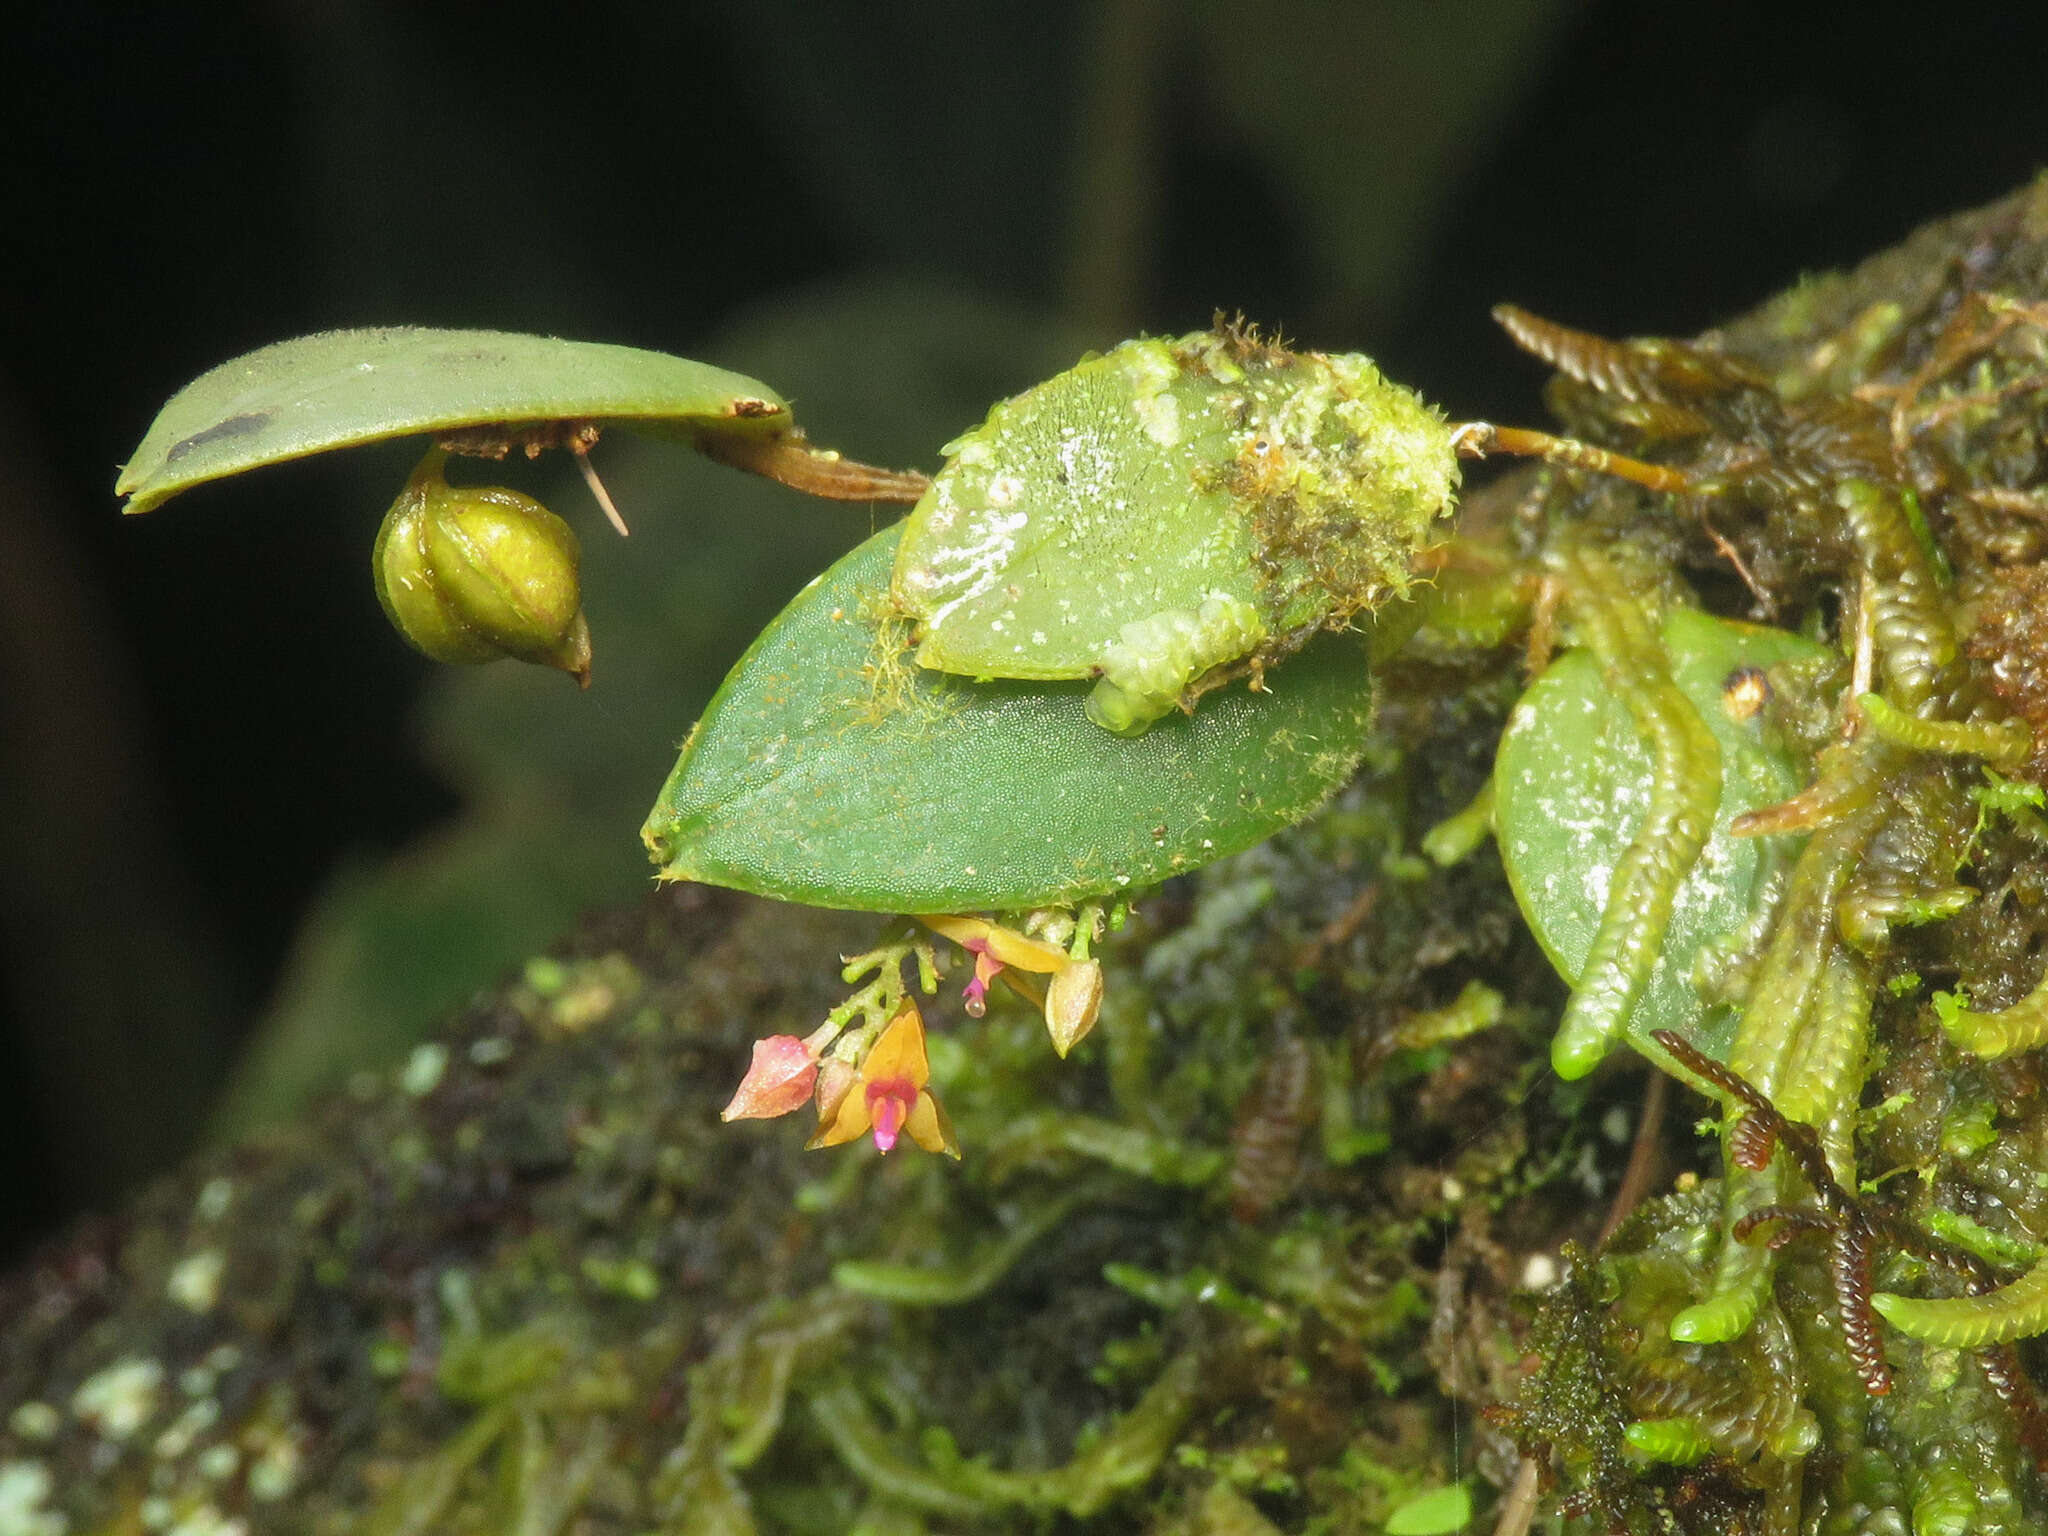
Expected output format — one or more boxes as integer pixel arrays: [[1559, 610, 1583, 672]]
[[642, 523, 1377, 913], [1494, 608, 1828, 1064], [117, 328, 789, 514]]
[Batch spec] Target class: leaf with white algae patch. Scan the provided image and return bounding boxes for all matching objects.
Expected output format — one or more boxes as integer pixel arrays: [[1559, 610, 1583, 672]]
[[892, 324, 1454, 735], [1495, 609, 1827, 1068], [642, 522, 1377, 912], [117, 328, 790, 514]]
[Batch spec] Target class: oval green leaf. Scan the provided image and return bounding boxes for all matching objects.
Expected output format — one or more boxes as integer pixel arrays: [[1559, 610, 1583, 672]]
[[117, 328, 790, 514], [1384, 1481, 1473, 1536], [641, 522, 1378, 912], [1494, 608, 1829, 1065]]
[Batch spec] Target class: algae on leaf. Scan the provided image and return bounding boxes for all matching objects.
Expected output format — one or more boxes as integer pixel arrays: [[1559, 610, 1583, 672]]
[[10, 184, 2048, 1535], [643, 523, 1378, 913]]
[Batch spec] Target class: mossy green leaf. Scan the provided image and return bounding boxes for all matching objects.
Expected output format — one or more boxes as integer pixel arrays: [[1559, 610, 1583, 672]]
[[888, 327, 1452, 736], [1495, 609, 1828, 1063], [642, 522, 1377, 912], [117, 328, 789, 514]]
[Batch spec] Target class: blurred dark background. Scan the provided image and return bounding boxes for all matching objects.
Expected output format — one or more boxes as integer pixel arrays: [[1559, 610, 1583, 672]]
[[2, 0, 2044, 1262]]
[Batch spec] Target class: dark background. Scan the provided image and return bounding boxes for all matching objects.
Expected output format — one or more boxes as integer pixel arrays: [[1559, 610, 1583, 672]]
[[3, 0, 2044, 1261]]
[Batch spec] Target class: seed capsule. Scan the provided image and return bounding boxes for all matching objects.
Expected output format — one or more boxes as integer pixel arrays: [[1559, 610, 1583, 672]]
[[1044, 956, 1105, 1056], [372, 450, 592, 684]]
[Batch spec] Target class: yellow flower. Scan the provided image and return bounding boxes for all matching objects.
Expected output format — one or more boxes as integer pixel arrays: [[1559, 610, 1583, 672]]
[[922, 915, 1104, 1056], [809, 999, 960, 1157]]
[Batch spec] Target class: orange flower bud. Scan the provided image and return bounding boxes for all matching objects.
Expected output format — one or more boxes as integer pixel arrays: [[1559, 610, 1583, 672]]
[[814, 1057, 858, 1128], [719, 1035, 818, 1121]]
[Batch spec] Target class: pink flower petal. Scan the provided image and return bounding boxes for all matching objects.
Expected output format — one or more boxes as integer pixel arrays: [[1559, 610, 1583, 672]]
[[720, 1035, 818, 1121], [866, 1077, 916, 1153], [963, 951, 1003, 1018]]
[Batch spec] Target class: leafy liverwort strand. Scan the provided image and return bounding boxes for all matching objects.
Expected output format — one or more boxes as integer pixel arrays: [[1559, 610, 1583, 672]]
[[1938, 974, 2048, 1061], [1494, 590, 1826, 1079], [1774, 948, 1873, 1182], [1856, 691, 2032, 767], [1538, 550, 1721, 1079], [1622, 1416, 1714, 1465], [1872, 1258, 2048, 1348], [1834, 479, 1956, 712]]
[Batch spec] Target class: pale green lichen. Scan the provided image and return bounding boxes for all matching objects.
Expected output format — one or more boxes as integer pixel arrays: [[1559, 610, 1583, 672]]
[[70, 1358, 164, 1441], [165, 1249, 225, 1314], [11, 181, 2048, 1536], [0, 1462, 63, 1536]]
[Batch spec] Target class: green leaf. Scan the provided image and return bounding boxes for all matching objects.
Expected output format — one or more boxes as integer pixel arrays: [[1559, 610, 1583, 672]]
[[1494, 609, 1828, 1064], [892, 331, 1452, 686], [208, 283, 1078, 1134], [642, 522, 1377, 912], [117, 327, 790, 514], [1383, 1480, 1472, 1535]]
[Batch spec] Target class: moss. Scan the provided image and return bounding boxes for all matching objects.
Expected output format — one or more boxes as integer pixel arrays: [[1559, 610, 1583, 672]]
[[11, 182, 2048, 1529]]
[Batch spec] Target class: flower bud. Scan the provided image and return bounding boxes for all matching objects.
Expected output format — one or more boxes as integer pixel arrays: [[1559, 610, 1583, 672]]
[[373, 450, 593, 684], [1044, 957, 1104, 1057], [812, 1057, 859, 1131], [720, 1034, 819, 1121]]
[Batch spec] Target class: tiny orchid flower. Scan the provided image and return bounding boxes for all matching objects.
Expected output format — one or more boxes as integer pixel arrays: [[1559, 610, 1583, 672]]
[[809, 999, 960, 1157], [719, 1033, 819, 1122], [922, 915, 1105, 1055], [961, 942, 1001, 1016]]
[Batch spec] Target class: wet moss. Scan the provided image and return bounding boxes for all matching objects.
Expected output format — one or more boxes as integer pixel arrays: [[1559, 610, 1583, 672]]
[[8, 181, 2048, 1530]]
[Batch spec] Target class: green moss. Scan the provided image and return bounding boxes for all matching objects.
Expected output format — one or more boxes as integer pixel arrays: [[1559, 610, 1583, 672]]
[[11, 181, 2048, 1531]]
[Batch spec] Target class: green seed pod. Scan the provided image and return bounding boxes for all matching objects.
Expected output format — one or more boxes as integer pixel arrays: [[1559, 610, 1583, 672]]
[[373, 451, 592, 685], [891, 323, 1456, 734]]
